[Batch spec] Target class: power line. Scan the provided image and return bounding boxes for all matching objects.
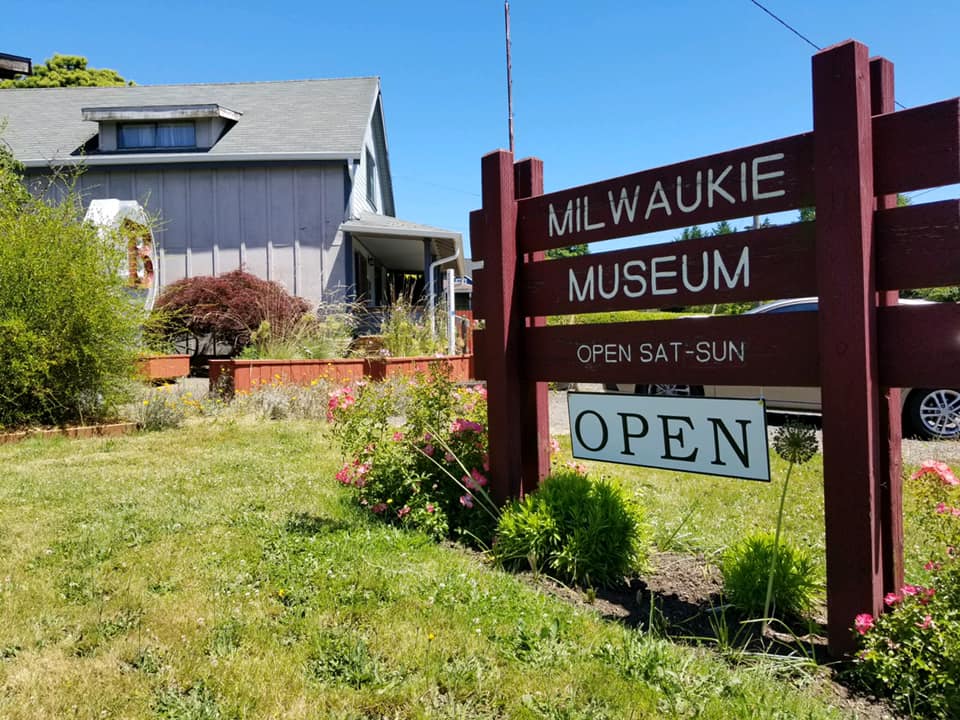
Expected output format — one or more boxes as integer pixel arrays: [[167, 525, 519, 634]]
[[748, 1, 942, 203], [747, 0, 906, 110], [748, 0, 821, 52]]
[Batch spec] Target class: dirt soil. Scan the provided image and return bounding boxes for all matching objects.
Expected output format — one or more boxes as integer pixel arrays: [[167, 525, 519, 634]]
[[523, 551, 903, 720]]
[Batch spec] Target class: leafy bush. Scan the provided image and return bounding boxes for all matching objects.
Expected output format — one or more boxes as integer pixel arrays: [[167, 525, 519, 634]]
[[0, 152, 141, 428], [151, 269, 309, 355], [850, 461, 960, 718], [494, 468, 651, 587], [328, 363, 493, 542], [720, 532, 819, 620]]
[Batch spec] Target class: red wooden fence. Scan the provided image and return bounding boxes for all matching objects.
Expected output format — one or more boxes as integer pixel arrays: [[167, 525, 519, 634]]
[[471, 40, 960, 656]]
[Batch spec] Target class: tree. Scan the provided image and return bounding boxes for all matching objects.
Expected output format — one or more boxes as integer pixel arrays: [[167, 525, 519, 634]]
[[674, 225, 704, 241], [709, 220, 735, 236], [546, 243, 589, 260], [0, 145, 142, 428], [0, 54, 132, 88], [798, 193, 910, 223]]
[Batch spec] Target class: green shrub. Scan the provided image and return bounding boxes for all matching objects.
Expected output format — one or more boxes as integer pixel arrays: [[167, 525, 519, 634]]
[[720, 532, 819, 620], [0, 154, 141, 428], [494, 469, 650, 587], [135, 386, 187, 431]]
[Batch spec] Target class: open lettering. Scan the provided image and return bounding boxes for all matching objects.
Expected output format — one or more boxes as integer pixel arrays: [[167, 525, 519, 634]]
[[567, 394, 769, 482]]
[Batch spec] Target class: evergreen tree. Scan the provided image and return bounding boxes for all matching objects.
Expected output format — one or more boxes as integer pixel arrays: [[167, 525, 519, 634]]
[[0, 54, 132, 88], [674, 225, 704, 241]]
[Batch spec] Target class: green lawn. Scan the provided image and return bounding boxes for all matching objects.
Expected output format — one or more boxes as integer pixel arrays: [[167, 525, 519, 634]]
[[0, 418, 873, 718]]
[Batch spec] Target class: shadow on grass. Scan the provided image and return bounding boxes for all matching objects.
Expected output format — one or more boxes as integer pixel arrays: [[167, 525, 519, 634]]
[[284, 511, 352, 536]]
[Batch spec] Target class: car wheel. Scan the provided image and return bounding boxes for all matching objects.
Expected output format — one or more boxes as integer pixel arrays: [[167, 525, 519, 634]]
[[904, 388, 960, 440], [637, 384, 704, 397]]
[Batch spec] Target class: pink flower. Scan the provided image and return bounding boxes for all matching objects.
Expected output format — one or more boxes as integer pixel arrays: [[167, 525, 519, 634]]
[[901, 584, 920, 597], [393, 432, 405, 442], [549, 437, 560, 454], [462, 474, 477, 491], [884, 592, 901, 607], [426, 504, 435, 514], [397, 505, 411, 519], [854, 613, 874, 635], [423, 444, 435, 457], [451, 418, 484, 434], [924, 560, 942, 572], [482, 454, 490, 472], [335, 465, 352, 484], [444, 452, 455, 463], [371, 503, 388, 514], [916, 615, 933, 630], [919, 587, 936, 606], [936, 502, 949, 515], [471, 468, 488, 487], [912, 460, 959, 486], [459, 494, 474, 509]]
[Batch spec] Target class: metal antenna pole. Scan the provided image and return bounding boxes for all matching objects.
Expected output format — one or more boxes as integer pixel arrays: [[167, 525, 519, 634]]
[[505, 1, 515, 153]]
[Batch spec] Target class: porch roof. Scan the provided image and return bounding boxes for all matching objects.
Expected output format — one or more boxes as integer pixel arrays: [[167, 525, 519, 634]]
[[339, 212, 465, 275]]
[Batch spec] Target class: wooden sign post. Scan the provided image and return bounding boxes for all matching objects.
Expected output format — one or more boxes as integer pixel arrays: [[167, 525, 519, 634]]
[[472, 39, 960, 656]]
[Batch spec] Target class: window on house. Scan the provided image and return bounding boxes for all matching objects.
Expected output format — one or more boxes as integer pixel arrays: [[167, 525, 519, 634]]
[[118, 121, 196, 149], [365, 149, 377, 208]]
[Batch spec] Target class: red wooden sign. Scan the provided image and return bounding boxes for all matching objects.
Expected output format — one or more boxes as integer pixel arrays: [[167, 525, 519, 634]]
[[471, 40, 960, 656]]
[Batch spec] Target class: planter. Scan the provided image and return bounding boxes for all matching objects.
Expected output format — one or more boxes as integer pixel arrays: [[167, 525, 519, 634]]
[[365, 354, 474, 382], [209, 355, 475, 395], [136, 354, 191, 381], [209, 358, 367, 395]]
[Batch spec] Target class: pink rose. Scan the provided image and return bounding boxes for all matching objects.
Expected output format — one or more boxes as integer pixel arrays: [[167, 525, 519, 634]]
[[854, 613, 874, 635]]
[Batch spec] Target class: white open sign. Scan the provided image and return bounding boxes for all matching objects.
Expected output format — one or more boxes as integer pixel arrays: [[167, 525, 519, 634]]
[[567, 392, 770, 482]]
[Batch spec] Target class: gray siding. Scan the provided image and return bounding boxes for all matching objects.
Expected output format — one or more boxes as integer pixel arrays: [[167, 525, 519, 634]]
[[352, 100, 393, 218], [69, 163, 347, 306]]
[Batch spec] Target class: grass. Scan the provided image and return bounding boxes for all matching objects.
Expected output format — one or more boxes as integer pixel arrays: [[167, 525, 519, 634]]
[[0, 418, 856, 719]]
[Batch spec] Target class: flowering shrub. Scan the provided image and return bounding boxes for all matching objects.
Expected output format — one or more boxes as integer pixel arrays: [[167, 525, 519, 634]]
[[328, 363, 494, 543], [850, 460, 960, 718]]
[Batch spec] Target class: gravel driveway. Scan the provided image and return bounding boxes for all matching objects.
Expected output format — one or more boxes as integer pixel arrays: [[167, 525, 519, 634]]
[[550, 386, 960, 466]]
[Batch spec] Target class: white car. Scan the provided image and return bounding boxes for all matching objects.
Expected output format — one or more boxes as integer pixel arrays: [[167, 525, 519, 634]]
[[606, 297, 960, 440]]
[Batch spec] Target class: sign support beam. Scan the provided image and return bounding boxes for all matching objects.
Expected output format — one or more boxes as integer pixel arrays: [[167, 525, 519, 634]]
[[515, 158, 551, 493], [813, 40, 883, 655], [870, 56, 905, 598]]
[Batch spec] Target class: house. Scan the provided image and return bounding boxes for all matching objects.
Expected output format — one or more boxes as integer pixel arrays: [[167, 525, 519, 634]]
[[0, 77, 464, 308], [0, 53, 31, 80]]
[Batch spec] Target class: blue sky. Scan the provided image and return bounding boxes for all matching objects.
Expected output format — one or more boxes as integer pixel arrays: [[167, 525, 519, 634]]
[[3, 1, 959, 256]]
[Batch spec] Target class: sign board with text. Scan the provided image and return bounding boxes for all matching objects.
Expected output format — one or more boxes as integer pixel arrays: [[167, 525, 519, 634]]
[[470, 40, 960, 655], [567, 393, 770, 482]]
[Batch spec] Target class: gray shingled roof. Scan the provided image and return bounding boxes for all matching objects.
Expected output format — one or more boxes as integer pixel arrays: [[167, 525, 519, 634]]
[[0, 77, 380, 166]]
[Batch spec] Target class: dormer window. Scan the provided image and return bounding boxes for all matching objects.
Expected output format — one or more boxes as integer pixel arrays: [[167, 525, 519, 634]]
[[82, 103, 241, 153], [118, 121, 196, 149]]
